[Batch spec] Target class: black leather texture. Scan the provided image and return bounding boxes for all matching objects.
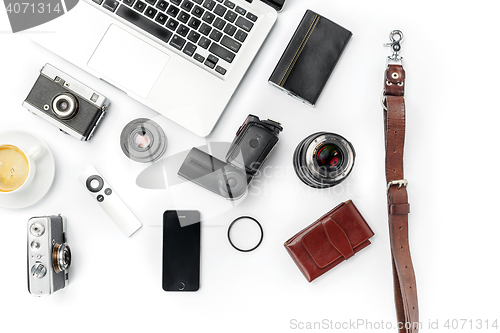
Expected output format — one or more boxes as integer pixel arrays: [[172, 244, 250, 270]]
[[268, 10, 352, 106]]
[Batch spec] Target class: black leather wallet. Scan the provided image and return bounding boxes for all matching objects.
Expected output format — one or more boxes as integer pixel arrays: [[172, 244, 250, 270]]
[[269, 10, 352, 106]]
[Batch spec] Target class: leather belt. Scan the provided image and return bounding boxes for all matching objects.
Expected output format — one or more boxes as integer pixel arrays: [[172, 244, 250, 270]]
[[383, 31, 419, 333]]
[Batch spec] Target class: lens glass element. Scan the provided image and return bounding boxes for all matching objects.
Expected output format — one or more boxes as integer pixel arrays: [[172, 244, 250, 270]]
[[62, 247, 71, 267], [56, 99, 69, 112], [133, 132, 152, 149], [52, 93, 77, 119], [316, 144, 343, 170]]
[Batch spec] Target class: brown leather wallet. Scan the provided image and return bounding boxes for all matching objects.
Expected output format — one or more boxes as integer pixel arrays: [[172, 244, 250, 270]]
[[284, 200, 374, 282]]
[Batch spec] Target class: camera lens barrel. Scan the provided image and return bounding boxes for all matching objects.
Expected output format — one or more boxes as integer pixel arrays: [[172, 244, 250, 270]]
[[52, 93, 78, 119], [293, 132, 355, 188], [53, 243, 71, 273], [120, 118, 167, 163]]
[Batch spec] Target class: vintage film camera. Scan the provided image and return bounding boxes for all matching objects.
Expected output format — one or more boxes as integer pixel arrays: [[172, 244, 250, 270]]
[[179, 115, 283, 200], [27, 215, 71, 296], [23, 64, 109, 141]]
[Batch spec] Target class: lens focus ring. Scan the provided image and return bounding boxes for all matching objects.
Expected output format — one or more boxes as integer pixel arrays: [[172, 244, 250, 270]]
[[53, 243, 71, 273], [52, 93, 78, 119]]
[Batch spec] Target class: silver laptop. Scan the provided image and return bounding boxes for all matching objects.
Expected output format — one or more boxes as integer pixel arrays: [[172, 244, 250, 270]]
[[30, 0, 284, 136]]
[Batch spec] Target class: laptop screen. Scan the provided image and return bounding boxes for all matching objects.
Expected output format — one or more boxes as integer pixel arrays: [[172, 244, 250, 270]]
[[262, 0, 286, 11]]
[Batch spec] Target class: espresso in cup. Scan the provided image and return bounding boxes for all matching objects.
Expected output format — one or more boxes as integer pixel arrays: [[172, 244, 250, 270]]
[[0, 145, 30, 192]]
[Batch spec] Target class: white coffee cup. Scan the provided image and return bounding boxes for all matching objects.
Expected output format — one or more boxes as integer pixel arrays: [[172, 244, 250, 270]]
[[0, 143, 44, 195]]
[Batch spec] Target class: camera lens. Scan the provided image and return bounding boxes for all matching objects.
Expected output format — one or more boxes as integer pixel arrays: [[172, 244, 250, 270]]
[[121, 118, 167, 163], [316, 144, 344, 171], [133, 132, 152, 149], [52, 93, 78, 119], [57, 100, 68, 111], [293, 132, 355, 188], [52, 243, 71, 273]]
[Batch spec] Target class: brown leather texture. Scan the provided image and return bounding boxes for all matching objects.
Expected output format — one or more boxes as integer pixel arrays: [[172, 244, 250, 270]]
[[385, 65, 405, 96], [383, 65, 419, 333], [284, 200, 374, 282]]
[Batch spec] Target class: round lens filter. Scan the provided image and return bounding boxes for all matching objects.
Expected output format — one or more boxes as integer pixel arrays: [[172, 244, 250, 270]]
[[227, 216, 263, 252]]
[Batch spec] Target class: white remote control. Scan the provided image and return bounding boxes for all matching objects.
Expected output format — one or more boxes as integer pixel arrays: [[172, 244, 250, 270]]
[[79, 166, 142, 237]]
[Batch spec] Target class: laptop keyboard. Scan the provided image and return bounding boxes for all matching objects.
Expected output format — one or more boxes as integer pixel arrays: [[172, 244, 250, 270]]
[[93, 0, 259, 76]]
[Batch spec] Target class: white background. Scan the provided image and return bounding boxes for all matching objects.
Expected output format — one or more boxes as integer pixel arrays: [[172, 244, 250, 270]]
[[1, 0, 499, 332]]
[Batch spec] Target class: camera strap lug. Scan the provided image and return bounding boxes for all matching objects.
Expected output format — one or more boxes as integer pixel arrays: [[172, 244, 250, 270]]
[[382, 30, 419, 333]]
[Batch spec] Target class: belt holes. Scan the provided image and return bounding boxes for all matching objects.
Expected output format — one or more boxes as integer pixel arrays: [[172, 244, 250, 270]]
[[393, 150, 396, 153], [409, 286, 412, 289], [399, 227, 402, 230], [405, 266, 408, 269], [401, 246, 404, 250], [395, 130, 398, 134]]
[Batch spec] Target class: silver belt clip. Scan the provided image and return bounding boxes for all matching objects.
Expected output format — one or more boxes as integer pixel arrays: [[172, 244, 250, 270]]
[[387, 179, 408, 193], [384, 30, 404, 66]]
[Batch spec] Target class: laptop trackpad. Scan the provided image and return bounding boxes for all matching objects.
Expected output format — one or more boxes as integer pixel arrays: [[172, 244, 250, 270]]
[[88, 24, 170, 98]]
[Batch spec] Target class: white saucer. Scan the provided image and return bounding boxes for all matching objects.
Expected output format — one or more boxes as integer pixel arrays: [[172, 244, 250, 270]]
[[0, 131, 55, 209]]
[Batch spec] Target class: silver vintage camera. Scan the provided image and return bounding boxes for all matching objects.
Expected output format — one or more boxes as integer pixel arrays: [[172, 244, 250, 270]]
[[23, 64, 109, 141], [27, 215, 71, 296]]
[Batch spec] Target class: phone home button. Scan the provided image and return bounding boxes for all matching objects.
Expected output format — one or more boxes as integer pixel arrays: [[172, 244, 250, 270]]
[[177, 282, 186, 291]]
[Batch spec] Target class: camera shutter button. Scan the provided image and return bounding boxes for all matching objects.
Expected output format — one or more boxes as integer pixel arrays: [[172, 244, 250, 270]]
[[30, 241, 41, 250]]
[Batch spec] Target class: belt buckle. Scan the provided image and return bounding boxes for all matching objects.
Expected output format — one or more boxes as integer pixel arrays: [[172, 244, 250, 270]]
[[387, 179, 408, 193]]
